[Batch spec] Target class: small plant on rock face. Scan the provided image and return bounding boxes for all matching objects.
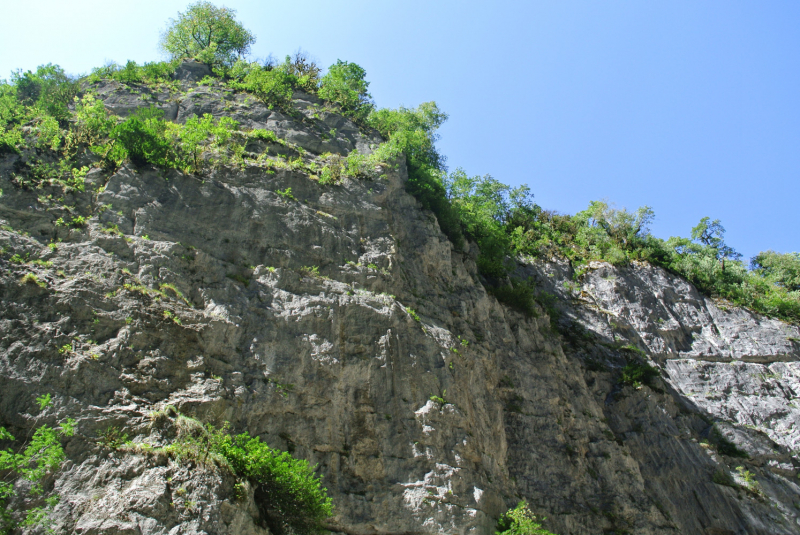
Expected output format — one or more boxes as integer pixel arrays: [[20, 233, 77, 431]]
[[276, 187, 296, 201], [619, 362, 660, 388], [299, 266, 321, 278], [735, 466, 762, 495], [250, 128, 278, 143], [98, 426, 129, 450], [496, 500, 558, 535], [20, 273, 46, 288]]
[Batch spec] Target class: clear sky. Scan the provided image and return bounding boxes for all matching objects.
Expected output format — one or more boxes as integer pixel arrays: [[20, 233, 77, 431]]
[[2, 1, 798, 260]]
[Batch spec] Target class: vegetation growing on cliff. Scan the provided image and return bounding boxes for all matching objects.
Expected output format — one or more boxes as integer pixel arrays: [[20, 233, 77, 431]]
[[496, 500, 558, 535], [0, 2, 797, 329], [0, 395, 75, 534], [150, 413, 333, 535], [160, 1, 255, 67]]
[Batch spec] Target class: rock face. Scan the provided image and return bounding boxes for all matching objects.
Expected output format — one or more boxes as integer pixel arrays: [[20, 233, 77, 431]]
[[1, 68, 799, 534]]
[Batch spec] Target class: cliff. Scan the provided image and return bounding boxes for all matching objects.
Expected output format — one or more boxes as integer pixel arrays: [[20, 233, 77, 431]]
[[1, 62, 799, 535]]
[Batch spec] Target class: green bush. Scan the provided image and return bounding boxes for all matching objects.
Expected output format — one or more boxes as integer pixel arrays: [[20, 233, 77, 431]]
[[229, 61, 294, 110], [160, 416, 332, 535], [620, 362, 660, 388], [88, 60, 179, 85], [367, 102, 464, 248], [751, 251, 800, 292], [11, 64, 77, 123], [0, 82, 26, 153], [445, 168, 535, 278], [488, 280, 536, 317], [111, 106, 174, 168], [220, 432, 333, 534], [250, 128, 278, 143], [710, 426, 748, 458], [318, 60, 373, 122], [174, 113, 240, 172], [0, 396, 74, 534], [496, 500, 558, 535], [279, 51, 321, 93]]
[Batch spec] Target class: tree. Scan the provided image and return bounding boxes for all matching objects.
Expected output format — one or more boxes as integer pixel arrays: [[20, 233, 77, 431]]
[[691, 217, 741, 271], [318, 60, 374, 122], [159, 1, 255, 67], [751, 251, 800, 291], [11, 64, 77, 122]]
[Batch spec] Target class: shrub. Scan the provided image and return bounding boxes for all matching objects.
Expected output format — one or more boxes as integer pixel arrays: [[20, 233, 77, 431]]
[[318, 60, 374, 122], [158, 416, 332, 535], [710, 426, 748, 458], [280, 50, 322, 93], [219, 432, 333, 534], [712, 469, 736, 487], [445, 168, 534, 278], [229, 62, 294, 110], [88, 60, 179, 85], [73, 94, 115, 148], [174, 113, 240, 172], [20, 273, 46, 288], [111, 106, 174, 168], [367, 102, 464, 249], [0, 396, 74, 533], [496, 500, 558, 535], [159, 1, 255, 67], [620, 362, 660, 388], [11, 63, 78, 123], [0, 125, 23, 155], [751, 251, 800, 292], [488, 280, 536, 317], [250, 128, 278, 143]]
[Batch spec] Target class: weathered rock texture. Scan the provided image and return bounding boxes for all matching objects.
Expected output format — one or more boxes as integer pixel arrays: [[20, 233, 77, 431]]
[[1, 67, 799, 534]]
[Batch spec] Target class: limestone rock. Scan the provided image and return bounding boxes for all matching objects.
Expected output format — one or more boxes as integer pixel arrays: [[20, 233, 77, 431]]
[[0, 73, 798, 534]]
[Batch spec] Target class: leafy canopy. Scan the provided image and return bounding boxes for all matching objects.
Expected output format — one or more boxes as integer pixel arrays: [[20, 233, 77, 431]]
[[751, 251, 800, 292], [160, 1, 255, 67], [319, 60, 374, 122], [11, 64, 77, 123]]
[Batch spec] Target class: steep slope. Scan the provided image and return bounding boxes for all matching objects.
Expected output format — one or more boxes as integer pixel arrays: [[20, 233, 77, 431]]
[[0, 62, 799, 534]]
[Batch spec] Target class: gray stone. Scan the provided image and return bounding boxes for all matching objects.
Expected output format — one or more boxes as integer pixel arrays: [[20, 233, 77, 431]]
[[1, 74, 799, 534], [173, 60, 212, 82]]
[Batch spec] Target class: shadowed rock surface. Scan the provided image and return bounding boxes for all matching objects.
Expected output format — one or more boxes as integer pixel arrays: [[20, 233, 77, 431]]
[[1, 68, 798, 534]]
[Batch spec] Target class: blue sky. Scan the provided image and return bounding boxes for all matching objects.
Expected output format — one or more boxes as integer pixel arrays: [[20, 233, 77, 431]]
[[2, 1, 798, 260]]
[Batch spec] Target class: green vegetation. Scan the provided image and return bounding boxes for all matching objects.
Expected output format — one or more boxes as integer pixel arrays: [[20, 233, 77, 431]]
[[496, 500, 559, 535], [619, 361, 660, 388], [11, 64, 78, 124], [86, 60, 179, 85], [20, 273, 46, 288], [159, 1, 255, 67], [276, 187, 296, 201], [0, 395, 75, 533], [318, 60, 373, 122], [367, 103, 464, 248], [150, 414, 332, 534], [112, 106, 174, 168], [1, 2, 795, 326], [735, 466, 762, 495], [227, 60, 295, 110]]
